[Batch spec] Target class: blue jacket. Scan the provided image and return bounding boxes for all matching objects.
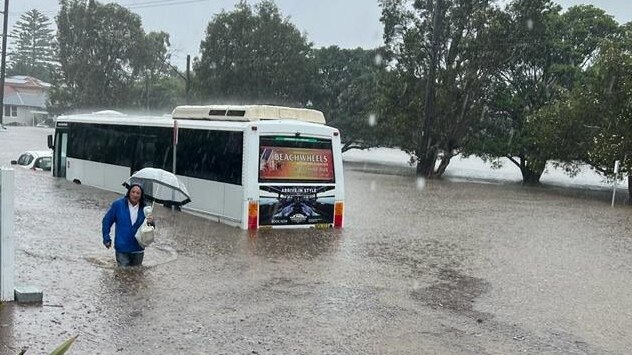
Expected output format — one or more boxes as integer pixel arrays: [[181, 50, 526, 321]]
[[102, 197, 146, 253]]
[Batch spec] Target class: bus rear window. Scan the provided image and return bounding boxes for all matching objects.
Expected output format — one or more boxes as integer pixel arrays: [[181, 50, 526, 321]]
[[259, 136, 334, 183]]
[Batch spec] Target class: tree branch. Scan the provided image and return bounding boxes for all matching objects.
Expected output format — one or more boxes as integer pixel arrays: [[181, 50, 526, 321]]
[[506, 155, 521, 168]]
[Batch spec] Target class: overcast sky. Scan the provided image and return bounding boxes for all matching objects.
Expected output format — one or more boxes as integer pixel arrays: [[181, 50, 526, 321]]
[[10, 0, 632, 70]]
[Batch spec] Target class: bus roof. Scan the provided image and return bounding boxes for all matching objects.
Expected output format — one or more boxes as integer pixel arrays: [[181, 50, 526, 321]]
[[55, 110, 334, 134], [57, 112, 172, 127], [171, 105, 326, 125]]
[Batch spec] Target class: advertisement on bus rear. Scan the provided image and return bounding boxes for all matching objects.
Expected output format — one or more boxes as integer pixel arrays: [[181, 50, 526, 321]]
[[258, 185, 335, 226], [259, 146, 334, 182]]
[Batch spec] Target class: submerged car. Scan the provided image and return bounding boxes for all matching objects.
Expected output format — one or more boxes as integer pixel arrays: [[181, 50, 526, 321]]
[[11, 150, 53, 171]]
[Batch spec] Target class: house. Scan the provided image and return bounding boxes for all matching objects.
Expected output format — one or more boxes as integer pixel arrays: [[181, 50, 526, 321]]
[[1, 75, 50, 126]]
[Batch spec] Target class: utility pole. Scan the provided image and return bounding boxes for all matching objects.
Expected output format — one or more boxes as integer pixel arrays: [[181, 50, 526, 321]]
[[157, 53, 190, 105], [186, 54, 190, 104], [145, 70, 150, 111], [0, 0, 9, 129]]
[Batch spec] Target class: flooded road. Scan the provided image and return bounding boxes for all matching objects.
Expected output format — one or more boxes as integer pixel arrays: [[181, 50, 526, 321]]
[[1, 127, 632, 354]]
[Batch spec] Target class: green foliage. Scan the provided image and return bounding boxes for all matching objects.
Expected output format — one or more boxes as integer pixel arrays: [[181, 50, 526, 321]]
[[134, 32, 189, 112], [194, 1, 313, 106], [8, 9, 57, 82], [140, 31, 173, 79], [525, 91, 594, 176], [470, 0, 618, 184], [311, 46, 386, 151], [49, 0, 175, 114], [132, 75, 187, 112], [579, 35, 632, 177], [379, 0, 499, 176], [375, 68, 425, 155], [555, 5, 620, 88]]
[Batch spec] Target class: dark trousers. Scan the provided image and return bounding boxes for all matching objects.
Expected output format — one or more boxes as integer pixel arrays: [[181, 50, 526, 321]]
[[115, 251, 144, 267]]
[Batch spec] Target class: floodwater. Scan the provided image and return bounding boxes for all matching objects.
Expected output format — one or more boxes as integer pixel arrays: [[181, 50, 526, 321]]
[[1, 127, 632, 354]]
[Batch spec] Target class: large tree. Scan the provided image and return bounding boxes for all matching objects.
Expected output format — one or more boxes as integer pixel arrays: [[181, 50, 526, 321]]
[[580, 30, 632, 199], [471, 2, 618, 184], [8, 9, 57, 82], [379, 0, 499, 177], [49, 0, 155, 113], [194, 0, 313, 106], [536, 27, 632, 200]]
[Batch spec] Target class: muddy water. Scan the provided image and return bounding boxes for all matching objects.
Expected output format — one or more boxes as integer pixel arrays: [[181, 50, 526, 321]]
[[1, 127, 631, 354]]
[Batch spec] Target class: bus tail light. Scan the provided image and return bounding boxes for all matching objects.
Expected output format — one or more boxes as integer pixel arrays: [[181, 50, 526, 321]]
[[334, 201, 344, 228], [248, 200, 259, 230]]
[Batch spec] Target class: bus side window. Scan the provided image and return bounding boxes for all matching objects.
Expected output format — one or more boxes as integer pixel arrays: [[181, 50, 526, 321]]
[[176, 129, 243, 185], [142, 142, 156, 168]]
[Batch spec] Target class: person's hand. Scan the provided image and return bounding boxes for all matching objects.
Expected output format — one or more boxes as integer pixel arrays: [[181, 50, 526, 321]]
[[104, 241, 111, 249]]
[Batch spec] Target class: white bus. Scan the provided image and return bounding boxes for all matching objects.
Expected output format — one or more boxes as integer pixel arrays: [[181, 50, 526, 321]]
[[48, 105, 345, 229]]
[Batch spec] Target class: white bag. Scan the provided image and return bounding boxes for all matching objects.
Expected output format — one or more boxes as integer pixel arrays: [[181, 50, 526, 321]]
[[135, 206, 155, 247], [136, 223, 155, 247]]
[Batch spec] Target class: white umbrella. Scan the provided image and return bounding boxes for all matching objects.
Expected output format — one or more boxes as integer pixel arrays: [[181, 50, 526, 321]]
[[123, 167, 191, 207]]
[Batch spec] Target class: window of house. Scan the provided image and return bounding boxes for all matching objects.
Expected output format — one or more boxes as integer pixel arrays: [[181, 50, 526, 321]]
[[4, 105, 17, 117]]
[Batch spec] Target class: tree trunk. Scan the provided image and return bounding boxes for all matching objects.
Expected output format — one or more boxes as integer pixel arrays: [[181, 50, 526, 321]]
[[520, 159, 545, 185], [417, 0, 443, 179], [435, 153, 453, 177], [416, 148, 438, 177], [508, 155, 544, 185], [521, 167, 543, 185]]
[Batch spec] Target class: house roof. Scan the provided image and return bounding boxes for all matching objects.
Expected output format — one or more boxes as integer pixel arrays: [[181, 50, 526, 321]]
[[3, 75, 50, 109], [4, 90, 47, 108], [5, 75, 51, 88]]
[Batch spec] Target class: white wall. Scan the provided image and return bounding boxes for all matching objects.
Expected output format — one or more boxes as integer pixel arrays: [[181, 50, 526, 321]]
[[2, 106, 46, 126]]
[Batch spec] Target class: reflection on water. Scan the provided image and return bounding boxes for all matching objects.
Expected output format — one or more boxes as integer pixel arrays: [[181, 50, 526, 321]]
[[245, 229, 342, 260]]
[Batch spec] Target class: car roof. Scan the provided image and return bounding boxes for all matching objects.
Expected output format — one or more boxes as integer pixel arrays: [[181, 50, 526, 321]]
[[21, 150, 52, 158]]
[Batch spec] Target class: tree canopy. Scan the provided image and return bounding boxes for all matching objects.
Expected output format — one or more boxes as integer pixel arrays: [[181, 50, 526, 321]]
[[568, 30, 632, 184], [311, 46, 386, 151], [379, 0, 500, 176], [8, 9, 57, 82], [194, 0, 313, 106], [49, 0, 173, 113]]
